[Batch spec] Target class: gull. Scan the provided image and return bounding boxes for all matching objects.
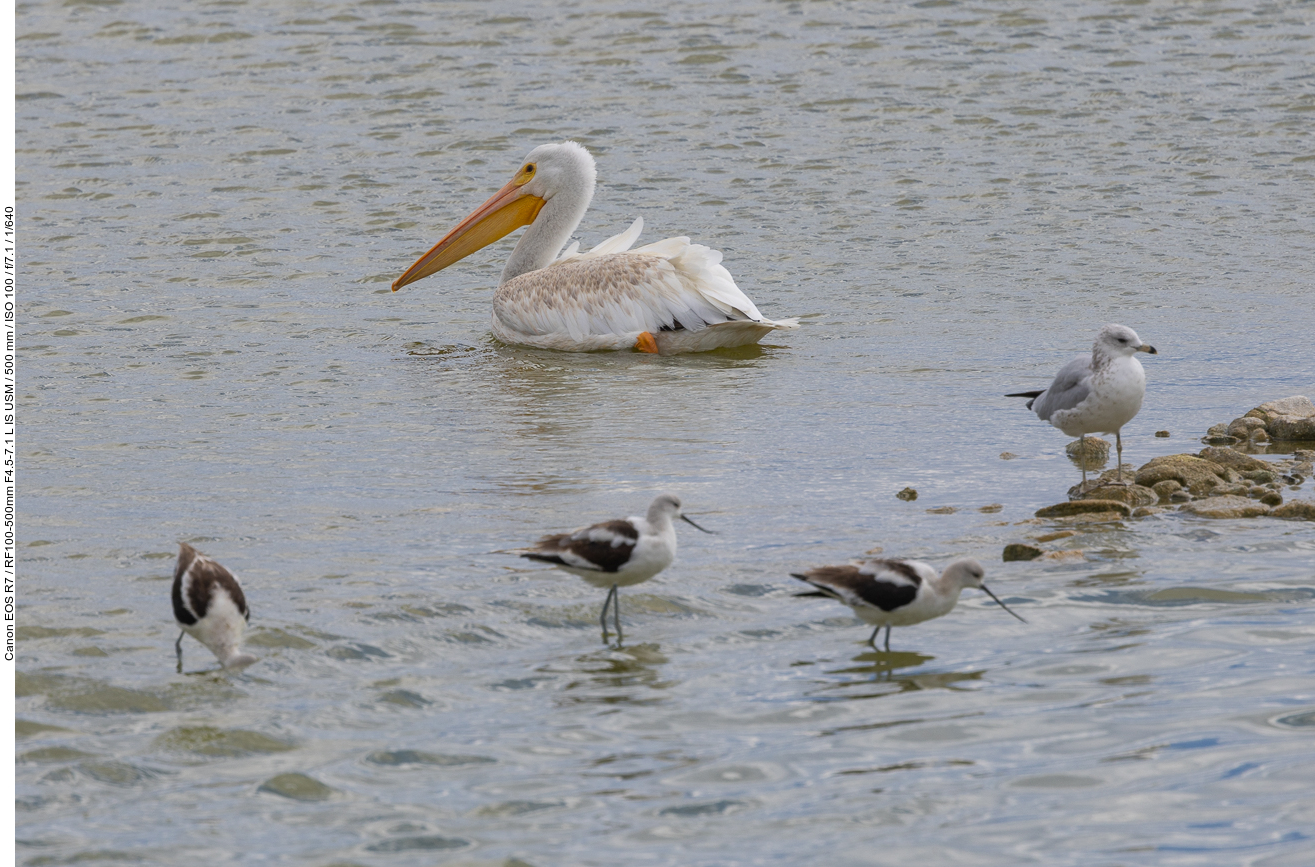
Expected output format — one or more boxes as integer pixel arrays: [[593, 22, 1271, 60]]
[[520, 494, 713, 642], [1007, 323, 1157, 489], [171, 543, 258, 671], [792, 557, 1024, 651]]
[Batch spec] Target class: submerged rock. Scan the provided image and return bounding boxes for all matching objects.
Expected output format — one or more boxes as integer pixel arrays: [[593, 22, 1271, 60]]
[[896, 487, 918, 501], [1179, 496, 1273, 519]]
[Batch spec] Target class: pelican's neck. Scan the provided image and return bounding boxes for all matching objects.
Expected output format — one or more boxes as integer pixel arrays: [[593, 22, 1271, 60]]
[[500, 176, 594, 285]]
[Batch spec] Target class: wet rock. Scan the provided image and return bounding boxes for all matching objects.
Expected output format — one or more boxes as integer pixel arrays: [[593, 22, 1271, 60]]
[[1179, 496, 1272, 519], [1072, 483, 1157, 508], [1000, 452, 1019, 460], [1246, 396, 1315, 441], [1134, 454, 1229, 496], [1035, 530, 1077, 542], [1003, 543, 1044, 562], [1039, 550, 1085, 562], [1295, 450, 1315, 462], [1066, 437, 1109, 467], [926, 506, 956, 514], [1035, 499, 1133, 519], [1132, 506, 1167, 517], [978, 503, 1003, 513], [1240, 469, 1277, 484], [1151, 479, 1183, 501], [896, 487, 918, 502], [258, 772, 335, 802], [1203, 423, 1239, 445], [1155, 430, 1171, 437], [1197, 446, 1274, 474], [1259, 490, 1284, 507], [1271, 500, 1315, 521], [1227, 417, 1268, 439]]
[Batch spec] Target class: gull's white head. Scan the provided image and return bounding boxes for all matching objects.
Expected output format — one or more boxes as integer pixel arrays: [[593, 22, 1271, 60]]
[[1096, 324, 1157, 358]]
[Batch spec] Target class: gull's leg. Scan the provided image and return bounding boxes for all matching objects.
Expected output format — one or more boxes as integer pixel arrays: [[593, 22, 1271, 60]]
[[868, 626, 880, 648], [1116, 429, 1126, 484], [1079, 434, 1089, 491], [600, 585, 617, 642], [883, 626, 892, 652], [175, 631, 185, 672]]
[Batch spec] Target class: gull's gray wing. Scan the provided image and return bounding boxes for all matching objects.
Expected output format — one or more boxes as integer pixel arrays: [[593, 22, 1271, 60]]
[[1030, 355, 1093, 421]]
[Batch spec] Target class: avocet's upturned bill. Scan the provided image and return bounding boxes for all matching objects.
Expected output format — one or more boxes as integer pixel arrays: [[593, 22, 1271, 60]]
[[392, 141, 797, 355], [793, 557, 1024, 651]]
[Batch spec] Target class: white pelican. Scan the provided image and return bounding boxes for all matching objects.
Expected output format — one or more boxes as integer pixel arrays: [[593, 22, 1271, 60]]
[[1007, 324, 1158, 488], [792, 557, 1025, 651], [171, 543, 258, 671], [392, 141, 798, 354], [519, 494, 714, 642]]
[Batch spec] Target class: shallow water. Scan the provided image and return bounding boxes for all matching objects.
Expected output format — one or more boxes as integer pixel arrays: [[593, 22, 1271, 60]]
[[16, 0, 1315, 864]]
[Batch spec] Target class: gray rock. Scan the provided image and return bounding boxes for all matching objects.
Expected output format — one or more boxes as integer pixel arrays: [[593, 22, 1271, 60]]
[[1135, 454, 1230, 496], [1247, 396, 1315, 441], [1198, 446, 1274, 474], [1271, 500, 1315, 521], [1066, 437, 1110, 467], [1036, 499, 1133, 518], [1227, 417, 1268, 439], [1179, 496, 1272, 519], [1151, 479, 1183, 501], [1072, 483, 1157, 507], [1003, 543, 1044, 562]]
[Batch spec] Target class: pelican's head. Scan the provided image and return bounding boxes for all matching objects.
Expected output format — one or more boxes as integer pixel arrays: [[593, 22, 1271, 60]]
[[392, 141, 597, 291], [1096, 324, 1157, 357]]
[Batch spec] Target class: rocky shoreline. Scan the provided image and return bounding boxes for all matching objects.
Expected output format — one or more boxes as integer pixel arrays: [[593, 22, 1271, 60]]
[[1005, 396, 1315, 561]]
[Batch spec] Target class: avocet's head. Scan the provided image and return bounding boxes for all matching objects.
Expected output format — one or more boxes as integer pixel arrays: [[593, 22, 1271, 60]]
[[944, 558, 1026, 623], [1096, 324, 1157, 357], [944, 558, 987, 589], [648, 494, 714, 534], [392, 141, 597, 291]]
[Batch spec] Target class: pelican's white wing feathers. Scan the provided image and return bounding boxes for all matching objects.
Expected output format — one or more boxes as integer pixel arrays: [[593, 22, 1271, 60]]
[[493, 221, 797, 352]]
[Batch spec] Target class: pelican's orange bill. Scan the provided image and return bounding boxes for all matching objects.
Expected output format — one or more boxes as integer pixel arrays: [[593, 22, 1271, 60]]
[[392, 179, 546, 291]]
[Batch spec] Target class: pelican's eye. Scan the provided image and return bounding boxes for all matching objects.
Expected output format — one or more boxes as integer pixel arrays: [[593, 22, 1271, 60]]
[[524, 164, 536, 176]]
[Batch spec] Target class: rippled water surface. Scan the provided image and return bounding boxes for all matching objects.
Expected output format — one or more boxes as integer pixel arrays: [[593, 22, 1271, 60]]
[[17, 1, 1315, 864]]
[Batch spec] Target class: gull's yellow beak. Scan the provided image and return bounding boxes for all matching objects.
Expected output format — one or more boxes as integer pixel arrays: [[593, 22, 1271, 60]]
[[392, 168, 546, 291]]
